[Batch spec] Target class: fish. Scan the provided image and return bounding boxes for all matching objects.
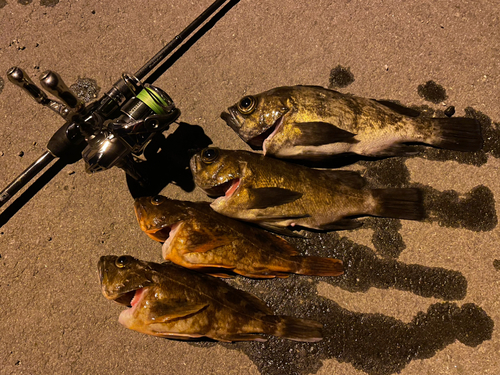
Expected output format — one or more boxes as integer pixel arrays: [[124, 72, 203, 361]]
[[98, 255, 323, 342], [190, 147, 425, 232], [134, 195, 344, 278], [221, 85, 482, 160]]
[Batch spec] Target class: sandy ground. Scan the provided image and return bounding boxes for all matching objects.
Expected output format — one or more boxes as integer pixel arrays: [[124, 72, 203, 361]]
[[0, 0, 499, 374]]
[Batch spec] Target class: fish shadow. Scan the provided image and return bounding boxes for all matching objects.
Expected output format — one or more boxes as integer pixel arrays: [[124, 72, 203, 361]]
[[223, 293, 493, 375], [126, 122, 212, 198], [292, 232, 468, 300], [185, 232, 491, 375]]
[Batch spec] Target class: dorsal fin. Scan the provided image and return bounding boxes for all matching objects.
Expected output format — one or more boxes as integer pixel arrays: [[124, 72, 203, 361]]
[[320, 169, 366, 189], [373, 99, 421, 117]]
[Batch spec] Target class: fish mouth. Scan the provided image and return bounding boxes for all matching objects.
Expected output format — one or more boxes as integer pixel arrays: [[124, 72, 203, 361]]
[[203, 178, 241, 198], [248, 115, 284, 150], [221, 108, 243, 134], [102, 284, 144, 307], [146, 225, 173, 242], [113, 289, 141, 307]]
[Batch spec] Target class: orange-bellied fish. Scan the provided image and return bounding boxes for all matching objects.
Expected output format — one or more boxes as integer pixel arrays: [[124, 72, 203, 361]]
[[134, 196, 344, 278]]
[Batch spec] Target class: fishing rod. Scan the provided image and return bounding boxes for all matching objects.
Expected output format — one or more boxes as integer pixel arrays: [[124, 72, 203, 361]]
[[0, 0, 237, 209]]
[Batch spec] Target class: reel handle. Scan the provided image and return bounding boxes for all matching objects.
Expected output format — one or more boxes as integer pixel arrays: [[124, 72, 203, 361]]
[[7, 66, 49, 104], [40, 70, 84, 111], [7, 67, 72, 119]]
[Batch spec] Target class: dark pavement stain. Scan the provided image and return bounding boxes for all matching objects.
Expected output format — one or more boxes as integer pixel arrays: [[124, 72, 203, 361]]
[[40, 0, 58, 6], [328, 65, 355, 89], [361, 154, 497, 233], [417, 80, 447, 104], [423, 184, 497, 231], [0, 0, 6, 9], [70, 78, 100, 103], [0, 77, 4, 95], [290, 232, 468, 300], [364, 218, 405, 257]]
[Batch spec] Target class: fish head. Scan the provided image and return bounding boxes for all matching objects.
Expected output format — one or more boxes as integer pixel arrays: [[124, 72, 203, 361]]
[[221, 88, 291, 147], [98, 255, 155, 306], [134, 196, 189, 242], [190, 147, 246, 198]]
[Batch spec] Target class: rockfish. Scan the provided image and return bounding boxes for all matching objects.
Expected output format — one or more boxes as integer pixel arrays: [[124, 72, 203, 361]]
[[98, 255, 323, 342], [134, 196, 344, 278], [221, 85, 482, 160]]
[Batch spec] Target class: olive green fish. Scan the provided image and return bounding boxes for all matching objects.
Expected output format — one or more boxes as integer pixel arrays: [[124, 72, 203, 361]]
[[221, 85, 482, 160], [98, 255, 323, 342], [134, 195, 344, 278], [190, 147, 424, 232]]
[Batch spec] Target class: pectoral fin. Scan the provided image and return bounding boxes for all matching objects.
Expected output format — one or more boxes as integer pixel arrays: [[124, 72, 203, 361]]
[[293, 122, 357, 146], [246, 187, 303, 209], [146, 302, 208, 323]]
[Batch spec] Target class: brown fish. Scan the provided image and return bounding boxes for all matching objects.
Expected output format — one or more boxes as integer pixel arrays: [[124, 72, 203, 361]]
[[98, 255, 323, 342], [221, 85, 482, 160], [190, 147, 424, 232], [134, 195, 344, 278]]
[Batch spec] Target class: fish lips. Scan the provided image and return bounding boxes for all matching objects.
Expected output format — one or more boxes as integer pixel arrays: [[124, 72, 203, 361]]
[[221, 107, 264, 145], [221, 107, 244, 135]]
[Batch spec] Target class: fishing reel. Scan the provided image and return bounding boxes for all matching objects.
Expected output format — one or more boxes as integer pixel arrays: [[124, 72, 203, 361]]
[[81, 76, 180, 180], [0, 0, 234, 209], [6, 67, 180, 186]]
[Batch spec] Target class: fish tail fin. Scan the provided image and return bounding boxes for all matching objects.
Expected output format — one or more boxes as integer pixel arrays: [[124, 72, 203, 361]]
[[430, 117, 482, 151], [263, 315, 323, 342], [295, 256, 344, 276], [371, 188, 425, 221]]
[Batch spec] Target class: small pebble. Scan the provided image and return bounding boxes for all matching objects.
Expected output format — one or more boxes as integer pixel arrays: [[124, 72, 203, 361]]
[[493, 259, 500, 271], [67, 170, 75, 175], [18, 151, 24, 157], [444, 106, 455, 117], [384, 64, 389, 71]]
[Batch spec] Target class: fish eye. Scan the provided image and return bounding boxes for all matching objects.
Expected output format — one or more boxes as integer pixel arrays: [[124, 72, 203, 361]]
[[151, 196, 166, 206], [200, 147, 220, 164], [237, 96, 256, 114], [115, 256, 129, 268]]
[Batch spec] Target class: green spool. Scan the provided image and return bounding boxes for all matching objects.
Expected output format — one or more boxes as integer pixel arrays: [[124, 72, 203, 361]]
[[136, 87, 168, 115]]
